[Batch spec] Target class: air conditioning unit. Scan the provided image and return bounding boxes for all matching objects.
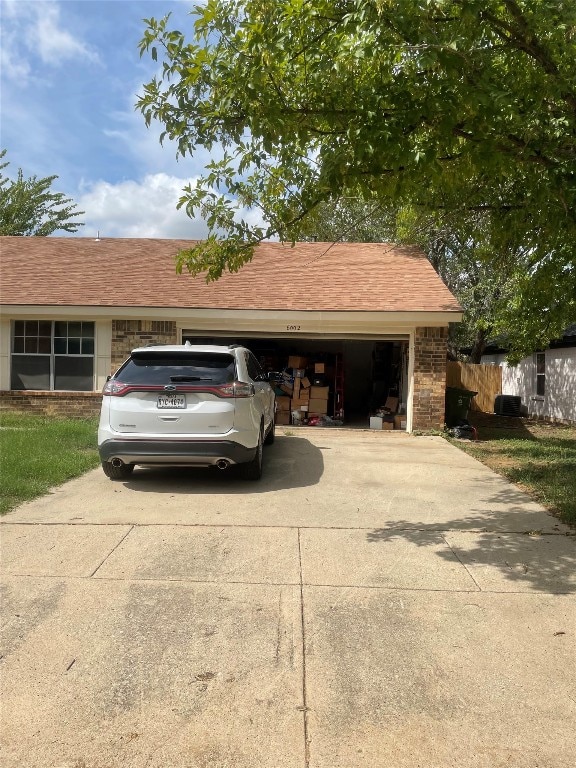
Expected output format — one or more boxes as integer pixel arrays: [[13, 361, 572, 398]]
[[494, 394, 522, 417]]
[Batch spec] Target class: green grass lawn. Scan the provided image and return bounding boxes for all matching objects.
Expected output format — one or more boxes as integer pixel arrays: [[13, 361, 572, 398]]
[[0, 412, 100, 516], [452, 413, 576, 527]]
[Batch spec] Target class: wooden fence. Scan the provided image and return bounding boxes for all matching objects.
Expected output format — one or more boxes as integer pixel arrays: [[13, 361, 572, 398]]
[[446, 361, 502, 413]]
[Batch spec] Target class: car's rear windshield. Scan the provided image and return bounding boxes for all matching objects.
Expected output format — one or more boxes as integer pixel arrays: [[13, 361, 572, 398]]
[[115, 353, 236, 385]]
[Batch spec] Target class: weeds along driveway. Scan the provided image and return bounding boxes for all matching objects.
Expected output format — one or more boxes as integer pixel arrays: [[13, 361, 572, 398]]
[[1, 430, 575, 768]]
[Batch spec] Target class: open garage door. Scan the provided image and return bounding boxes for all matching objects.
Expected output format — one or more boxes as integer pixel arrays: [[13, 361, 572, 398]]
[[181, 331, 409, 429]]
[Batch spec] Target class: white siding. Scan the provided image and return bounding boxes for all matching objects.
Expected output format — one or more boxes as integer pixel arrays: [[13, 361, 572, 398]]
[[481, 349, 576, 423]]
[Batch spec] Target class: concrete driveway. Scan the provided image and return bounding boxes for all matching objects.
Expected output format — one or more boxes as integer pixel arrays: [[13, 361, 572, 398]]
[[1, 430, 575, 768]]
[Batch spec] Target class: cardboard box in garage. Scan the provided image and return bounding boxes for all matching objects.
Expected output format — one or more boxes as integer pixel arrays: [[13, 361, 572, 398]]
[[308, 398, 329, 414], [310, 386, 329, 400], [276, 396, 291, 411], [275, 411, 291, 425], [288, 355, 307, 369], [394, 414, 407, 430], [314, 362, 325, 374]]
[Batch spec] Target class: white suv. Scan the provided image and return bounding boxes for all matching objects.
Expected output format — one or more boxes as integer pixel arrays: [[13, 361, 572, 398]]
[[98, 343, 276, 481]]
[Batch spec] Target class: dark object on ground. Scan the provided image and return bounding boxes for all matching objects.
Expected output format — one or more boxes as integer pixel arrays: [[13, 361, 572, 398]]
[[449, 421, 478, 440], [445, 387, 478, 427]]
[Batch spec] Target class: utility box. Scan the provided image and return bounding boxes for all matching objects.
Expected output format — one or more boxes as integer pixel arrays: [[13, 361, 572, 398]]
[[494, 394, 522, 417]]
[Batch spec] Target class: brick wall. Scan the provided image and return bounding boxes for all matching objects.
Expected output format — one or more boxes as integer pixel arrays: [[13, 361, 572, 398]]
[[412, 327, 448, 430], [0, 390, 101, 418], [111, 320, 178, 371]]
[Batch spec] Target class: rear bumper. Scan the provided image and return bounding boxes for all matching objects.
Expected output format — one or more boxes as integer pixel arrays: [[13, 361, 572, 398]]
[[98, 438, 257, 467]]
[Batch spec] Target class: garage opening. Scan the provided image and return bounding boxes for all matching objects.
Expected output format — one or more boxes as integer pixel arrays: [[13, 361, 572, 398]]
[[182, 332, 409, 430]]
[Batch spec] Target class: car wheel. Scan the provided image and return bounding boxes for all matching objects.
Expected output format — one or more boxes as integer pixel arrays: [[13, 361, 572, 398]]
[[264, 417, 275, 445], [102, 461, 134, 481], [240, 427, 263, 481]]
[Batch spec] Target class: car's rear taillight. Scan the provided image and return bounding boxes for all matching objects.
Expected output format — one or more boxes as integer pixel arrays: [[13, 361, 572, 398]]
[[102, 379, 131, 396], [215, 381, 255, 398]]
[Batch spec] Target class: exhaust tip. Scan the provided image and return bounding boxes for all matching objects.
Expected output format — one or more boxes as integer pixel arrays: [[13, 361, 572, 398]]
[[216, 459, 230, 470], [111, 457, 124, 468]]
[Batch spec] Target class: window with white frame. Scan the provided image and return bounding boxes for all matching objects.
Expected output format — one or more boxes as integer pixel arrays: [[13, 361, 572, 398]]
[[535, 352, 545, 396], [11, 321, 95, 391]]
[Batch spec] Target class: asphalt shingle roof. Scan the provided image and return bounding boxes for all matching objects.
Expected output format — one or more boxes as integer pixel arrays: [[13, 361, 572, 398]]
[[0, 237, 462, 313]]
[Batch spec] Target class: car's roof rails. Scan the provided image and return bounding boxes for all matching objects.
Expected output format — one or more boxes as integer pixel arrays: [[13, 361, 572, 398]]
[[227, 343, 242, 349]]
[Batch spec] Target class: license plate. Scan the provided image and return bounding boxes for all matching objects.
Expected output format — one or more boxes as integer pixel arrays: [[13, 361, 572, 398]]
[[157, 394, 186, 409]]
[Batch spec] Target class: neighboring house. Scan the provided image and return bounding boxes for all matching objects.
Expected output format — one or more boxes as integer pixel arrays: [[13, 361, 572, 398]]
[[481, 325, 576, 424], [0, 237, 462, 431]]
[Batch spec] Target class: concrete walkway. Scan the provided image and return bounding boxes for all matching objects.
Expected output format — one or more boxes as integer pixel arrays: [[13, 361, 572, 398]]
[[1, 431, 575, 767]]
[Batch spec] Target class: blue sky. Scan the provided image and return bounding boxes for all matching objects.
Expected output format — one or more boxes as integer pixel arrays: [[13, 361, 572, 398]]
[[0, 0, 227, 237]]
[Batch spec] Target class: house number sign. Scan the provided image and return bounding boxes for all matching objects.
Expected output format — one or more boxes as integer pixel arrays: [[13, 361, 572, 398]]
[[286, 325, 302, 331]]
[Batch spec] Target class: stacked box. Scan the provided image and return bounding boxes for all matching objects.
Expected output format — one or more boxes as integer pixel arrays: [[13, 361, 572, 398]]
[[314, 363, 325, 374], [288, 355, 307, 369], [384, 396, 399, 413], [293, 381, 309, 401], [275, 411, 291, 425], [276, 396, 291, 411], [308, 383, 329, 415]]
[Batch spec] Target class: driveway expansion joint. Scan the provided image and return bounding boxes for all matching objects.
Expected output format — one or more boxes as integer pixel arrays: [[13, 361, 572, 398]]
[[297, 528, 311, 768], [1, 520, 571, 537]]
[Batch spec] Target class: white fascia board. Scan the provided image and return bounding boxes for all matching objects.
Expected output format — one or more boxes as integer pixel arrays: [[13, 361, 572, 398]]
[[2, 305, 462, 334]]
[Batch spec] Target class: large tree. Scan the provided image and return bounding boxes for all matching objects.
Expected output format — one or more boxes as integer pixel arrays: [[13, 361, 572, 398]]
[[0, 150, 84, 236], [300, 198, 514, 362], [137, 0, 576, 359]]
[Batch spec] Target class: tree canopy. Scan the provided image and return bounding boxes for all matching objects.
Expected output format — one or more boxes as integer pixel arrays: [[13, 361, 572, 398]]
[[0, 150, 84, 236], [137, 0, 576, 358], [299, 199, 510, 362]]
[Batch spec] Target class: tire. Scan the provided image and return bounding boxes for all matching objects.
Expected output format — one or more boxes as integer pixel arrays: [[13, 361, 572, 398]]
[[264, 417, 275, 445], [240, 427, 263, 481], [102, 461, 134, 481]]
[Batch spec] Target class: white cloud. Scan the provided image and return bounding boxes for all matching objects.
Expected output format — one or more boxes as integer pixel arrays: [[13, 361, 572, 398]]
[[0, 0, 99, 82], [77, 172, 268, 239], [30, 1, 99, 66], [77, 173, 207, 238]]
